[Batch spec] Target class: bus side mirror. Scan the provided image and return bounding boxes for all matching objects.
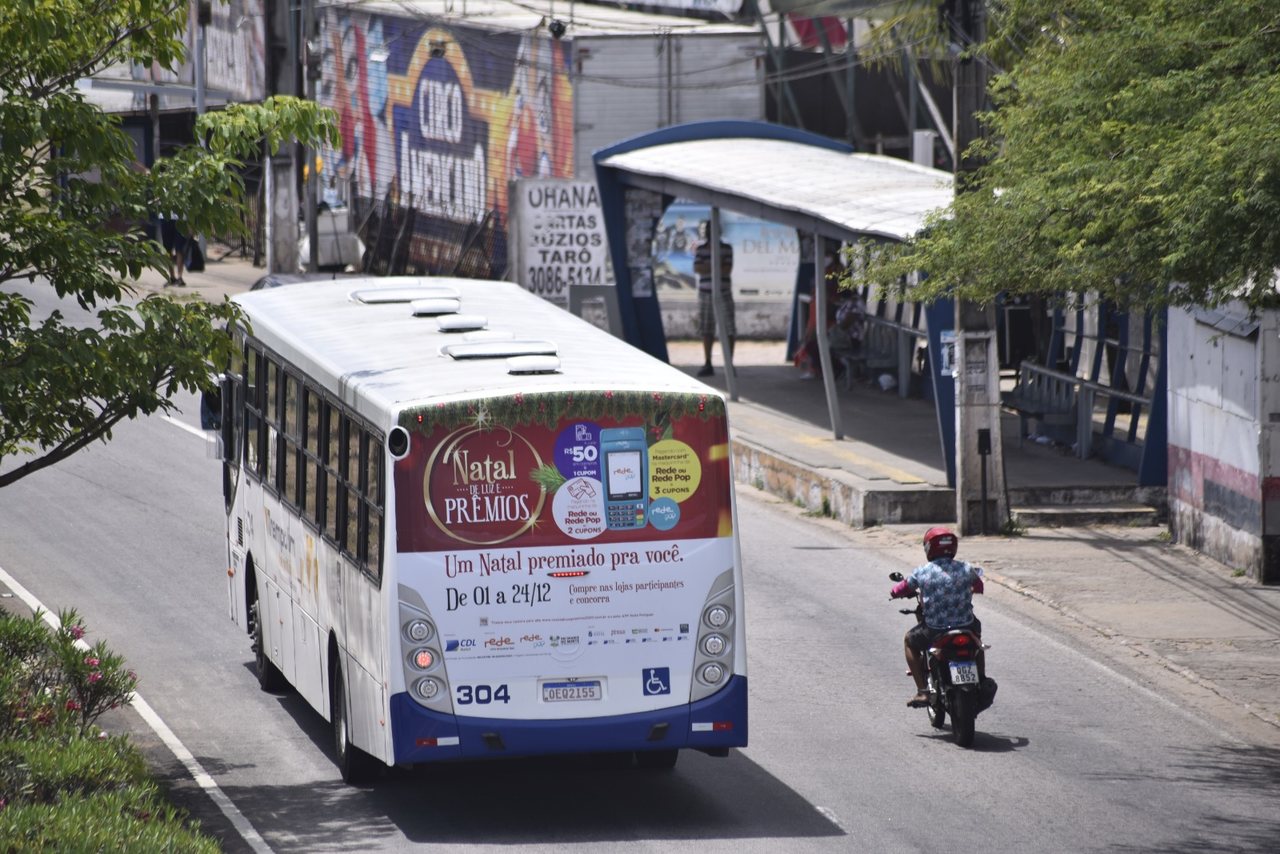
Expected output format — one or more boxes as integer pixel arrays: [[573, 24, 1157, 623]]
[[200, 380, 223, 431]]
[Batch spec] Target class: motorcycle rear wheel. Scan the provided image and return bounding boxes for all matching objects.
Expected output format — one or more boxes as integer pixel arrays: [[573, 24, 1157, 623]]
[[951, 690, 977, 748]]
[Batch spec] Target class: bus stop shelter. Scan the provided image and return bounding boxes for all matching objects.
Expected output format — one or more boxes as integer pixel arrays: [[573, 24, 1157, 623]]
[[592, 120, 954, 446]]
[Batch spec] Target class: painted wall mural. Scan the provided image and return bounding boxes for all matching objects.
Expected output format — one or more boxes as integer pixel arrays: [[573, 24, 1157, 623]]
[[317, 10, 575, 276]]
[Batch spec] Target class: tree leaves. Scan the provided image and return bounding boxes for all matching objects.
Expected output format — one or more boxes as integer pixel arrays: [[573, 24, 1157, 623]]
[[0, 0, 337, 488], [855, 0, 1280, 312]]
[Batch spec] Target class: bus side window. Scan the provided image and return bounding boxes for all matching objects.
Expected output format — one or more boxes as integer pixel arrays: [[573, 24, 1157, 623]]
[[346, 425, 362, 559], [283, 372, 300, 509], [325, 404, 341, 544], [244, 348, 261, 475], [336, 415, 352, 553], [364, 431, 383, 582], [308, 388, 324, 530], [265, 360, 280, 491]]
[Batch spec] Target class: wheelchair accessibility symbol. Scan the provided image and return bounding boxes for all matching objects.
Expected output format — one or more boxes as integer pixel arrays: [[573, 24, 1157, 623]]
[[643, 667, 671, 696]]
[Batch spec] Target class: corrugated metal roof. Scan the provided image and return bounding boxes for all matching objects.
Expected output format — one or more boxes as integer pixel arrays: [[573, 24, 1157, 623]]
[[597, 138, 954, 242], [357, 0, 756, 36], [234, 277, 713, 426], [1191, 305, 1260, 338]]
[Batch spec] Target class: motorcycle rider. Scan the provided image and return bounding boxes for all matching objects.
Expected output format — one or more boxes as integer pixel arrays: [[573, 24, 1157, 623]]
[[891, 526, 984, 707]]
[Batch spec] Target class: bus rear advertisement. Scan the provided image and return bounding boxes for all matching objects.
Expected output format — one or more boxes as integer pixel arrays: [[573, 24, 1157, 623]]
[[388, 390, 746, 764]]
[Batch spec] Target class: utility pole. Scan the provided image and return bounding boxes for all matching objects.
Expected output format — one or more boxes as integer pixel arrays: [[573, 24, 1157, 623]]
[[193, 1, 209, 266], [303, 0, 320, 271], [265, 0, 300, 273], [950, 0, 1008, 534]]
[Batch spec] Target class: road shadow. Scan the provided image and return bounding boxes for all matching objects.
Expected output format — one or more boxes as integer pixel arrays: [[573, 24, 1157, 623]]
[[1090, 744, 1280, 853], [911, 728, 1029, 753], [206, 690, 847, 850]]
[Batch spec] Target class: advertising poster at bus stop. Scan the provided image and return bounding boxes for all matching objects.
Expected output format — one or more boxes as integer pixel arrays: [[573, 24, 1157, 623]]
[[392, 390, 735, 715], [510, 178, 613, 308]]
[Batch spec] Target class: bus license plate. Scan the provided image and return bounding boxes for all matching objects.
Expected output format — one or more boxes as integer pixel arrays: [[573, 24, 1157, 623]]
[[542, 681, 601, 702], [949, 662, 979, 685]]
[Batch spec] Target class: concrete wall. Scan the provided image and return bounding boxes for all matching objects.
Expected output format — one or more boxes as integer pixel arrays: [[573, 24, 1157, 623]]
[[1166, 305, 1274, 579]]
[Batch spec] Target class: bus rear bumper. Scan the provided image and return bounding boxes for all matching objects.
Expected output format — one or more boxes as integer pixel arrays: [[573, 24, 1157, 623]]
[[390, 675, 747, 764]]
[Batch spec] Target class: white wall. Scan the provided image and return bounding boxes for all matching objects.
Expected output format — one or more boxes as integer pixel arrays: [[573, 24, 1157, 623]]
[[1166, 305, 1264, 574], [573, 33, 763, 176]]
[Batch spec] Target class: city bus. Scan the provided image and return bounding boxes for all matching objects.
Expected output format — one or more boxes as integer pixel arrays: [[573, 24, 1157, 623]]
[[213, 276, 747, 781]]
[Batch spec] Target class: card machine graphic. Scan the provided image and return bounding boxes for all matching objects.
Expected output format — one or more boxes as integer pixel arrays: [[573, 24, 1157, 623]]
[[599, 427, 648, 529]]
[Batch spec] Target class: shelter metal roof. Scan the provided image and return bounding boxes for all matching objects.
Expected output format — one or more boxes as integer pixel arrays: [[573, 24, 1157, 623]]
[[596, 138, 954, 243]]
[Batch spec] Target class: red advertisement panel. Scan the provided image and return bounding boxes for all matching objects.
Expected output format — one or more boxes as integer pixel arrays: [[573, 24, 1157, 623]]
[[394, 391, 731, 553]]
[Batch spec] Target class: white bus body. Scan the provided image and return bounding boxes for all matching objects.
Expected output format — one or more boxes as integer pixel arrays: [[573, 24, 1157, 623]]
[[218, 277, 746, 778]]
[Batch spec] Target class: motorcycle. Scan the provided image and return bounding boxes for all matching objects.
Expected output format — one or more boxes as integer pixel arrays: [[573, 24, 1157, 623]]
[[889, 571, 996, 748]]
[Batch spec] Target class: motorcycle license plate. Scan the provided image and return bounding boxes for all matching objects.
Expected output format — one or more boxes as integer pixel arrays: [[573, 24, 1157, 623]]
[[949, 662, 979, 685]]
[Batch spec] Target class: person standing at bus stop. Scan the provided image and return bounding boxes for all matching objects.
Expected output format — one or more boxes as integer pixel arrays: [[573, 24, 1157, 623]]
[[694, 220, 734, 377]]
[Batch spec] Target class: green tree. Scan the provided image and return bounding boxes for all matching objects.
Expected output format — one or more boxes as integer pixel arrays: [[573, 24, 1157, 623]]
[[855, 0, 1280, 312], [0, 0, 338, 488]]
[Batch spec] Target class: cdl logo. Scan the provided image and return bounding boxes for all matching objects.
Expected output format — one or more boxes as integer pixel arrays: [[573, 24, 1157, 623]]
[[445, 638, 477, 652]]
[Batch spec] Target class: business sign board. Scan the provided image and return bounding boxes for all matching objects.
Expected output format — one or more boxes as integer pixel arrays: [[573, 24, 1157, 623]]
[[510, 179, 613, 307]]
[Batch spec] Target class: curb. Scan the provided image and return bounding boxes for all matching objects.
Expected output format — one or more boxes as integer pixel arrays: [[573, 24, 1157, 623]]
[[730, 436, 953, 527]]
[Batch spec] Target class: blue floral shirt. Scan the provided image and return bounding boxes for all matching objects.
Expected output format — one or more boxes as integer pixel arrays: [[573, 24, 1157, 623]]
[[907, 558, 983, 629]]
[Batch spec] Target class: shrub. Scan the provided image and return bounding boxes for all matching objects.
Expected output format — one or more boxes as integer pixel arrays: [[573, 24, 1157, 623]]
[[0, 609, 218, 850], [0, 609, 137, 740], [0, 735, 147, 805], [0, 788, 220, 853]]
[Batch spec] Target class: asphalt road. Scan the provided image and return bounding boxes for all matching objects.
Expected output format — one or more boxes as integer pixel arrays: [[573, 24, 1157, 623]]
[[3, 282, 1278, 852], [3, 397, 1279, 852]]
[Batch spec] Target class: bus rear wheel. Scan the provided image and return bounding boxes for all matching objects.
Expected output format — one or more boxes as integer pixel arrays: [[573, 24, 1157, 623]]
[[251, 599, 285, 692], [331, 662, 378, 784]]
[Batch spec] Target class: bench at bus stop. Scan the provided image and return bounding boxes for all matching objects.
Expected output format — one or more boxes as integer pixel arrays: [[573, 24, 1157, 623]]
[[1002, 360, 1154, 461], [1002, 361, 1077, 446], [839, 316, 926, 396]]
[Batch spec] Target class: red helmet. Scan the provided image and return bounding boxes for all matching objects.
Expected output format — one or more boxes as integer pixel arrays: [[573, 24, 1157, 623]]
[[923, 526, 958, 561]]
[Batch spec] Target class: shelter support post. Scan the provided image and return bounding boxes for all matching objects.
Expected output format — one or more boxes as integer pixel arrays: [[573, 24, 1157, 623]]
[[710, 209, 738, 401], [814, 231, 843, 440]]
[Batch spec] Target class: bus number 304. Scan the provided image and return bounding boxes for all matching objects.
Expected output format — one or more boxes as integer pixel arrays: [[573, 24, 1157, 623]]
[[455, 684, 511, 705]]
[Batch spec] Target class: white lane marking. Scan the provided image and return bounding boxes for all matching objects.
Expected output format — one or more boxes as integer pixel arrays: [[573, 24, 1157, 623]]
[[162, 414, 216, 445], [0, 565, 272, 854]]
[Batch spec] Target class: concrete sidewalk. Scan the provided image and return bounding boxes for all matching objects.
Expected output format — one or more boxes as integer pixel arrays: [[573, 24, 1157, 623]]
[[669, 339, 1280, 743], [115, 255, 1280, 742]]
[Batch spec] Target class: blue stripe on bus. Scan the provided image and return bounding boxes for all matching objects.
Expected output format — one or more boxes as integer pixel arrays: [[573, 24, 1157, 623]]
[[390, 675, 747, 764]]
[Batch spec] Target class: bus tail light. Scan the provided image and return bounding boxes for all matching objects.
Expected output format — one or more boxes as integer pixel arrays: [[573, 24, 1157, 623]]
[[405, 618, 434, 643], [701, 634, 728, 657], [691, 570, 737, 702], [399, 601, 453, 713]]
